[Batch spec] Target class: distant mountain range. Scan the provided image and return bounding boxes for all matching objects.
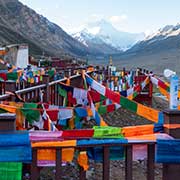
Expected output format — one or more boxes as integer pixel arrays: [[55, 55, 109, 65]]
[[111, 24, 180, 74], [72, 19, 145, 54], [1, 0, 180, 67], [0, 0, 145, 58], [120, 24, 180, 56]]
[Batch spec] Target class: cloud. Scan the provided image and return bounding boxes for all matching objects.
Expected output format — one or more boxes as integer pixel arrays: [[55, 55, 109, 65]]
[[109, 15, 128, 24]]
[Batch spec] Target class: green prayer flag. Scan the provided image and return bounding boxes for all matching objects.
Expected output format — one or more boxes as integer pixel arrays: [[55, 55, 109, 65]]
[[100, 101, 103, 105], [93, 126, 123, 138], [23, 103, 38, 109], [133, 91, 138, 99], [7, 72, 18, 81], [83, 78, 88, 90], [0, 162, 22, 180], [58, 86, 67, 106], [48, 70, 55, 78], [75, 115, 82, 129], [20, 108, 40, 124], [120, 96, 137, 113], [98, 106, 107, 115], [58, 86, 67, 97], [100, 94, 106, 101]]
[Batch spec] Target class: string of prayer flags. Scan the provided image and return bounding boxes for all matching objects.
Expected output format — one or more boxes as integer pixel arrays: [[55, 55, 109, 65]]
[[86, 73, 161, 123]]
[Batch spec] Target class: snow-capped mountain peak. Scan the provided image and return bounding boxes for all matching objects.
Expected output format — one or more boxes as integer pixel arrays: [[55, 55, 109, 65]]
[[72, 19, 145, 51], [144, 23, 180, 42]]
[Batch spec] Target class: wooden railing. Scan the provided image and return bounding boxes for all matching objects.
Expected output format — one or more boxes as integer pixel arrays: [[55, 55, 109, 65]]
[[31, 141, 156, 180], [0, 73, 84, 103]]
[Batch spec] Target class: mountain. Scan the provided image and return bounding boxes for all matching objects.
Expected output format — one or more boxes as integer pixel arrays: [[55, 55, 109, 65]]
[[72, 29, 119, 55], [123, 24, 180, 55], [110, 23, 180, 74], [0, 0, 90, 57], [72, 19, 145, 52]]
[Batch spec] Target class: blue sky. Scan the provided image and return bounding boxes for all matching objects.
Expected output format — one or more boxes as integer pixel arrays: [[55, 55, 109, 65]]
[[20, 0, 180, 35]]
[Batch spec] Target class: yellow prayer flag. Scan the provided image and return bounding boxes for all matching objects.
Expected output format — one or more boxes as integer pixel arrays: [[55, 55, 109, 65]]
[[37, 148, 74, 162], [100, 118, 108, 126], [68, 117, 75, 129], [0, 104, 17, 113], [32, 140, 76, 148], [77, 151, 89, 171], [137, 103, 159, 123]]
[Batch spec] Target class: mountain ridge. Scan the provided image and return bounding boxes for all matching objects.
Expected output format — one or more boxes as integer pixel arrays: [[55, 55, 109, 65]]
[[110, 23, 180, 75], [122, 23, 180, 56], [0, 0, 91, 57]]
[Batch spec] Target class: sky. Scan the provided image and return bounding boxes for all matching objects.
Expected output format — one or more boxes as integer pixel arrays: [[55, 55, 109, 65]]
[[20, 0, 180, 35]]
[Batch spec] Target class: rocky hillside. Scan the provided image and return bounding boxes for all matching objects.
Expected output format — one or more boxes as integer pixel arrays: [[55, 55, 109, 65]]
[[0, 0, 90, 57]]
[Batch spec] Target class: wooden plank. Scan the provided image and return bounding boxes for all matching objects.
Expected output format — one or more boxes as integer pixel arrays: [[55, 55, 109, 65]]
[[55, 148, 62, 180], [103, 146, 110, 180], [125, 145, 133, 180], [31, 149, 39, 180], [147, 144, 155, 180]]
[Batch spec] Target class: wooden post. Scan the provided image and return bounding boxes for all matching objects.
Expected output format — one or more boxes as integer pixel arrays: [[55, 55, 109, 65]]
[[70, 74, 84, 88], [103, 146, 110, 180], [31, 149, 39, 180], [5, 80, 17, 101], [42, 75, 50, 103], [163, 110, 180, 138], [0, 81, 5, 95], [162, 109, 180, 180], [54, 84, 58, 105], [5, 81, 16, 92], [125, 145, 133, 180], [0, 113, 16, 131], [55, 148, 62, 180], [147, 144, 155, 180]]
